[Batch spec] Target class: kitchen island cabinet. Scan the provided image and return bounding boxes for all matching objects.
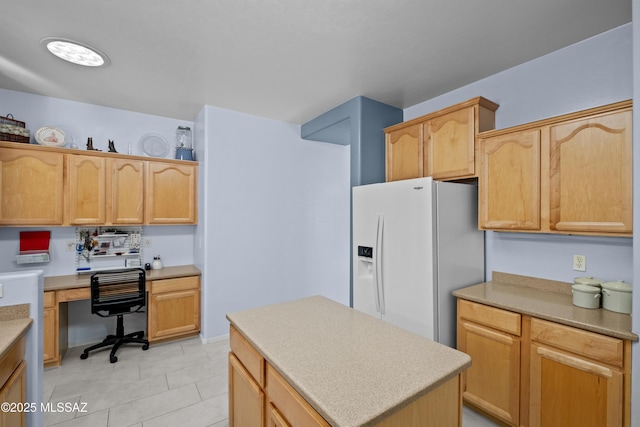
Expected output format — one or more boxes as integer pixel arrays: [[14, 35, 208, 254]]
[[227, 295, 471, 427], [478, 100, 632, 236], [454, 272, 636, 427]]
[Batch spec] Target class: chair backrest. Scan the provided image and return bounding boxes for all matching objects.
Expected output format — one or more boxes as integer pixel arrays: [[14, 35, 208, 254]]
[[90, 268, 146, 317]]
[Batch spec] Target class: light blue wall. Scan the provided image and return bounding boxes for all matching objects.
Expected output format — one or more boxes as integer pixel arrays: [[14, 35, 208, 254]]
[[196, 105, 351, 339], [405, 23, 633, 284]]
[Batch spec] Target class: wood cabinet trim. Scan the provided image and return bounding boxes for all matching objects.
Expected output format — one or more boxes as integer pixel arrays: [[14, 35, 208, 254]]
[[230, 325, 265, 387], [478, 99, 632, 140], [384, 96, 499, 133]]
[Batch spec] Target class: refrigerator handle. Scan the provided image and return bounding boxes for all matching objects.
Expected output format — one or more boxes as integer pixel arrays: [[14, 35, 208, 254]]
[[375, 214, 385, 315]]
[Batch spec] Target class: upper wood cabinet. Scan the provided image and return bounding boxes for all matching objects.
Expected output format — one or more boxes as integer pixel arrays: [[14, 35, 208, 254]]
[[385, 97, 499, 182], [106, 158, 144, 224], [0, 141, 197, 226], [478, 100, 632, 237], [0, 146, 64, 225], [385, 123, 423, 181], [145, 161, 197, 224], [479, 129, 541, 230], [549, 110, 632, 234], [66, 155, 106, 224], [67, 156, 146, 225]]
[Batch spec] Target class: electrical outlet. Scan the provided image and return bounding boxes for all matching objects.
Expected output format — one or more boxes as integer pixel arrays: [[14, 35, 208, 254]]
[[65, 240, 76, 252], [573, 255, 586, 272], [143, 238, 152, 247]]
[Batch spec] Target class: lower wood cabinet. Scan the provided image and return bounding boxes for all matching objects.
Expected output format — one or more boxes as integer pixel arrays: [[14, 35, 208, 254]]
[[457, 299, 632, 427], [229, 325, 330, 427], [0, 336, 27, 427], [457, 299, 521, 426], [529, 318, 627, 427], [43, 291, 58, 366], [148, 276, 201, 341]]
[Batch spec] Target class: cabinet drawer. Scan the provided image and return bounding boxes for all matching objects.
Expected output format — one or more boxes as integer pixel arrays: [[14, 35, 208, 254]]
[[266, 363, 330, 427], [530, 318, 623, 367], [150, 276, 199, 294], [57, 287, 91, 302], [458, 299, 521, 336], [44, 291, 55, 308], [230, 325, 264, 387]]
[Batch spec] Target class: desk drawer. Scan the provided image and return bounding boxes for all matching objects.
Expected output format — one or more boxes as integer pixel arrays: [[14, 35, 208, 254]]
[[150, 276, 199, 294], [57, 287, 91, 302]]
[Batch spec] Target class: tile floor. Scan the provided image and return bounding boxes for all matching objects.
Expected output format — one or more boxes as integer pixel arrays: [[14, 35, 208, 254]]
[[44, 337, 499, 427]]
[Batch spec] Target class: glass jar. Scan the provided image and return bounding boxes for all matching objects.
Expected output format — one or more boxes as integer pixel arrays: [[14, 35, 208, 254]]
[[175, 126, 193, 160]]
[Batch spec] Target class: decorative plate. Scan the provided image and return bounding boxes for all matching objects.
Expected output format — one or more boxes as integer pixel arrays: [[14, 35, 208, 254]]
[[35, 126, 66, 147], [140, 133, 170, 158]]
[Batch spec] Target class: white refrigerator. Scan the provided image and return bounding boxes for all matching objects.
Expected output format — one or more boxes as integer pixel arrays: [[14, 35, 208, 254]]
[[352, 177, 484, 348]]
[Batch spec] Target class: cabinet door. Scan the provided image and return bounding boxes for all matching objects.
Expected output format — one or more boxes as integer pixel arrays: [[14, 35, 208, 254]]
[[458, 319, 520, 426], [549, 109, 632, 234], [479, 129, 541, 230], [385, 123, 423, 181], [530, 343, 623, 427], [43, 306, 58, 365], [0, 360, 26, 427], [146, 161, 197, 224], [229, 353, 265, 427], [66, 155, 106, 224], [0, 148, 64, 225], [426, 106, 475, 179], [148, 278, 200, 341], [106, 158, 144, 224]]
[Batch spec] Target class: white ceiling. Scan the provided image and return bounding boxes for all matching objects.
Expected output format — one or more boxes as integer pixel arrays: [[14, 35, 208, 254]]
[[0, 1, 631, 124]]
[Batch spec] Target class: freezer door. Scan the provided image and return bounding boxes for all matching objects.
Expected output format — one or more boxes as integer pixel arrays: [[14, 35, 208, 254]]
[[352, 178, 435, 338]]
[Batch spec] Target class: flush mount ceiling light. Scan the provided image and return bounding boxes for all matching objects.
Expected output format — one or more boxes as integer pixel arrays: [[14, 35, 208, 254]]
[[41, 37, 110, 67]]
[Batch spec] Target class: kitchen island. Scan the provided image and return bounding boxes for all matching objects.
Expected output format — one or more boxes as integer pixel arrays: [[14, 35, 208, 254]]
[[226, 295, 471, 427]]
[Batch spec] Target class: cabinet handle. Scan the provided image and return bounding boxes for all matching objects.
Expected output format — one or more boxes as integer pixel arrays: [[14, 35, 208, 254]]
[[536, 345, 613, 378], [463, 321, 514, 345]]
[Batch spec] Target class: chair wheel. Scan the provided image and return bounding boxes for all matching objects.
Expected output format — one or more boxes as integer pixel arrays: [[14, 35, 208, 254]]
[[80, 353, 88, 360], [142, 344, 149, 351], [110, 355, 118, 363]]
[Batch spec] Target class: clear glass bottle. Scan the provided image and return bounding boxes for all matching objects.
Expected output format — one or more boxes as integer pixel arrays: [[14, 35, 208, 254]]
[[175, 126, 193, 160]]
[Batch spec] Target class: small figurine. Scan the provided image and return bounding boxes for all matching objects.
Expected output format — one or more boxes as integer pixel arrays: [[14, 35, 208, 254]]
[[107, 139, 118, 153], [86, 137, 100, 151]]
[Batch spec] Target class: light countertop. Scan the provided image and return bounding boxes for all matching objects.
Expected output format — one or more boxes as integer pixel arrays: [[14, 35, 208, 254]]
[[453, 271, 637, 342], [44, 264, 201, 291], [227, 295, 471, 427], [0, 304, 33, 360]]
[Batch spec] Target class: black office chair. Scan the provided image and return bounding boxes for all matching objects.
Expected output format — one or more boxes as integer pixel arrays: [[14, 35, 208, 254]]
[[80, 268, 149, 363]]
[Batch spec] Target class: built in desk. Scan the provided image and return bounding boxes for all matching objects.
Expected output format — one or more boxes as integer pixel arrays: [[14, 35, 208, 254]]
[[43, 265, 201, 367]]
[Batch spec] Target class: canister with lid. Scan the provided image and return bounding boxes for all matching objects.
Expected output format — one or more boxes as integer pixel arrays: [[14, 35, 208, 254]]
[[601, 281, 632, 314], [571, 284, 601, 309]]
